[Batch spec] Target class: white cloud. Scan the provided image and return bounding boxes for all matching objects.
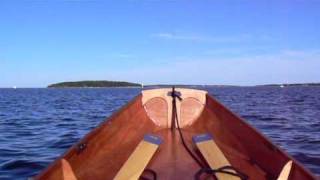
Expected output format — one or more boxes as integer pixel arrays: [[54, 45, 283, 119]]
[[115, 53, 134, 58], [281, 49, 320, 57], [151, 32, 274, 43], [107, 53, 135, 59], [204, 46, 275, 55], [151, 33, 207, 41]]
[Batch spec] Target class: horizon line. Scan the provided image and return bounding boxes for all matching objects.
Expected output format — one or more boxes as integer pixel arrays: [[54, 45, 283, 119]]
[[1, 82, 319, 89]]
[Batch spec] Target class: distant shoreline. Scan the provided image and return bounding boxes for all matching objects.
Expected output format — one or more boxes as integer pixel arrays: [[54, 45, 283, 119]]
[[143, 83, 320, 88], [257, 83, 320, 87], [48, 86, 142, 89], [47, 81, 142, 88], [1, 82, 319, 89]]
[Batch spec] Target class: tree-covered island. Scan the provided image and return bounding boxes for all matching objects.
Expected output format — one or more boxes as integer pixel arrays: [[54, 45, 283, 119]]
[[48, 81, 141, 88]]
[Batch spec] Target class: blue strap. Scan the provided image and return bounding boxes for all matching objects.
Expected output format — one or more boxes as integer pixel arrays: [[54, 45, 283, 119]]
[[143, 134, 162, 145], [193, 133, 213, 143]]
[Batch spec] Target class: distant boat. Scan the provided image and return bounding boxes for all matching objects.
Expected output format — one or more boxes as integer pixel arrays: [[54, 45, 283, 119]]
[[13, 86, 17, 89], [35, 88, 317, 180], [280, 84, 285, 88]]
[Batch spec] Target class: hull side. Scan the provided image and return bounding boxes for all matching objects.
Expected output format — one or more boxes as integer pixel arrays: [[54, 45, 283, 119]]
[[36, 95, 159, 180]]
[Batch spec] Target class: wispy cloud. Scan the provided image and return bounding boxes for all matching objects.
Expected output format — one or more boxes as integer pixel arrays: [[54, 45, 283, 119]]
[[151, 33, 207, 41], [151, 32, 273, 43], [109, 53, 135, 59], [281, 49, 319, 57], [204, 47, 260, 55], [258, 49, 320, 60], [115, 53, 134, 58]]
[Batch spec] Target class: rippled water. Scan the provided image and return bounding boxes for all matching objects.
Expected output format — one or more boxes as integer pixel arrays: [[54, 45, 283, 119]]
[[0, 87, 319, 179]]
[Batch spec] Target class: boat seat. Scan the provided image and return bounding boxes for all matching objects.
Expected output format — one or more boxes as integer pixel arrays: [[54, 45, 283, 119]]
[[193, 133, 241, 180], [277, 161, 293, 180], [114, 134, 162, 180]]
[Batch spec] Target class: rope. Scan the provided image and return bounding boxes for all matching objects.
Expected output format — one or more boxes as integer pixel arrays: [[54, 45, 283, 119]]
[[171, 87, 205, 168], [170, 86, 249, 180], [139, 168, 157, 180], [194, 166, 249, 180]]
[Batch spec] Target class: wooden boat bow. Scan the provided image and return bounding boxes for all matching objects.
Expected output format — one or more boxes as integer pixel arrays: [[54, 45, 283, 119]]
[[35, 88, 318, 180]]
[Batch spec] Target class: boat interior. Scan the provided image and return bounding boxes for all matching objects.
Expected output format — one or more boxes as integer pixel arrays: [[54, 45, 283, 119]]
[[35, 88, 316, 180]]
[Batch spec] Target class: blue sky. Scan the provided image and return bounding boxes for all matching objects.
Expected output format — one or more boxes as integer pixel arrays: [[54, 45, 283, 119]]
[[1, 0, 319, 87]]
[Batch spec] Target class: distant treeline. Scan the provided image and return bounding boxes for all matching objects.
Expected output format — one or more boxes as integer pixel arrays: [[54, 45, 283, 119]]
[[48, 81, 320, 88], [48, 81, 141, 88]]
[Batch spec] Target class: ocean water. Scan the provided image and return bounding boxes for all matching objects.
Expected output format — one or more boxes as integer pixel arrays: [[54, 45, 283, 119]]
[[0, 87, 319, 179]]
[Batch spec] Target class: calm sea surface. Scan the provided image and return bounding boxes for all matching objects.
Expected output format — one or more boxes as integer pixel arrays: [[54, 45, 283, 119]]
[[0, 87, 319, 179]]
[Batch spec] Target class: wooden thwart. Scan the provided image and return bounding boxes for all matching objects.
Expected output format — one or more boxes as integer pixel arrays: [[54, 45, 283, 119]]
[[193, 133, 241, 180], [114, 134, 162, 180], [277, 161, 293, 180]]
